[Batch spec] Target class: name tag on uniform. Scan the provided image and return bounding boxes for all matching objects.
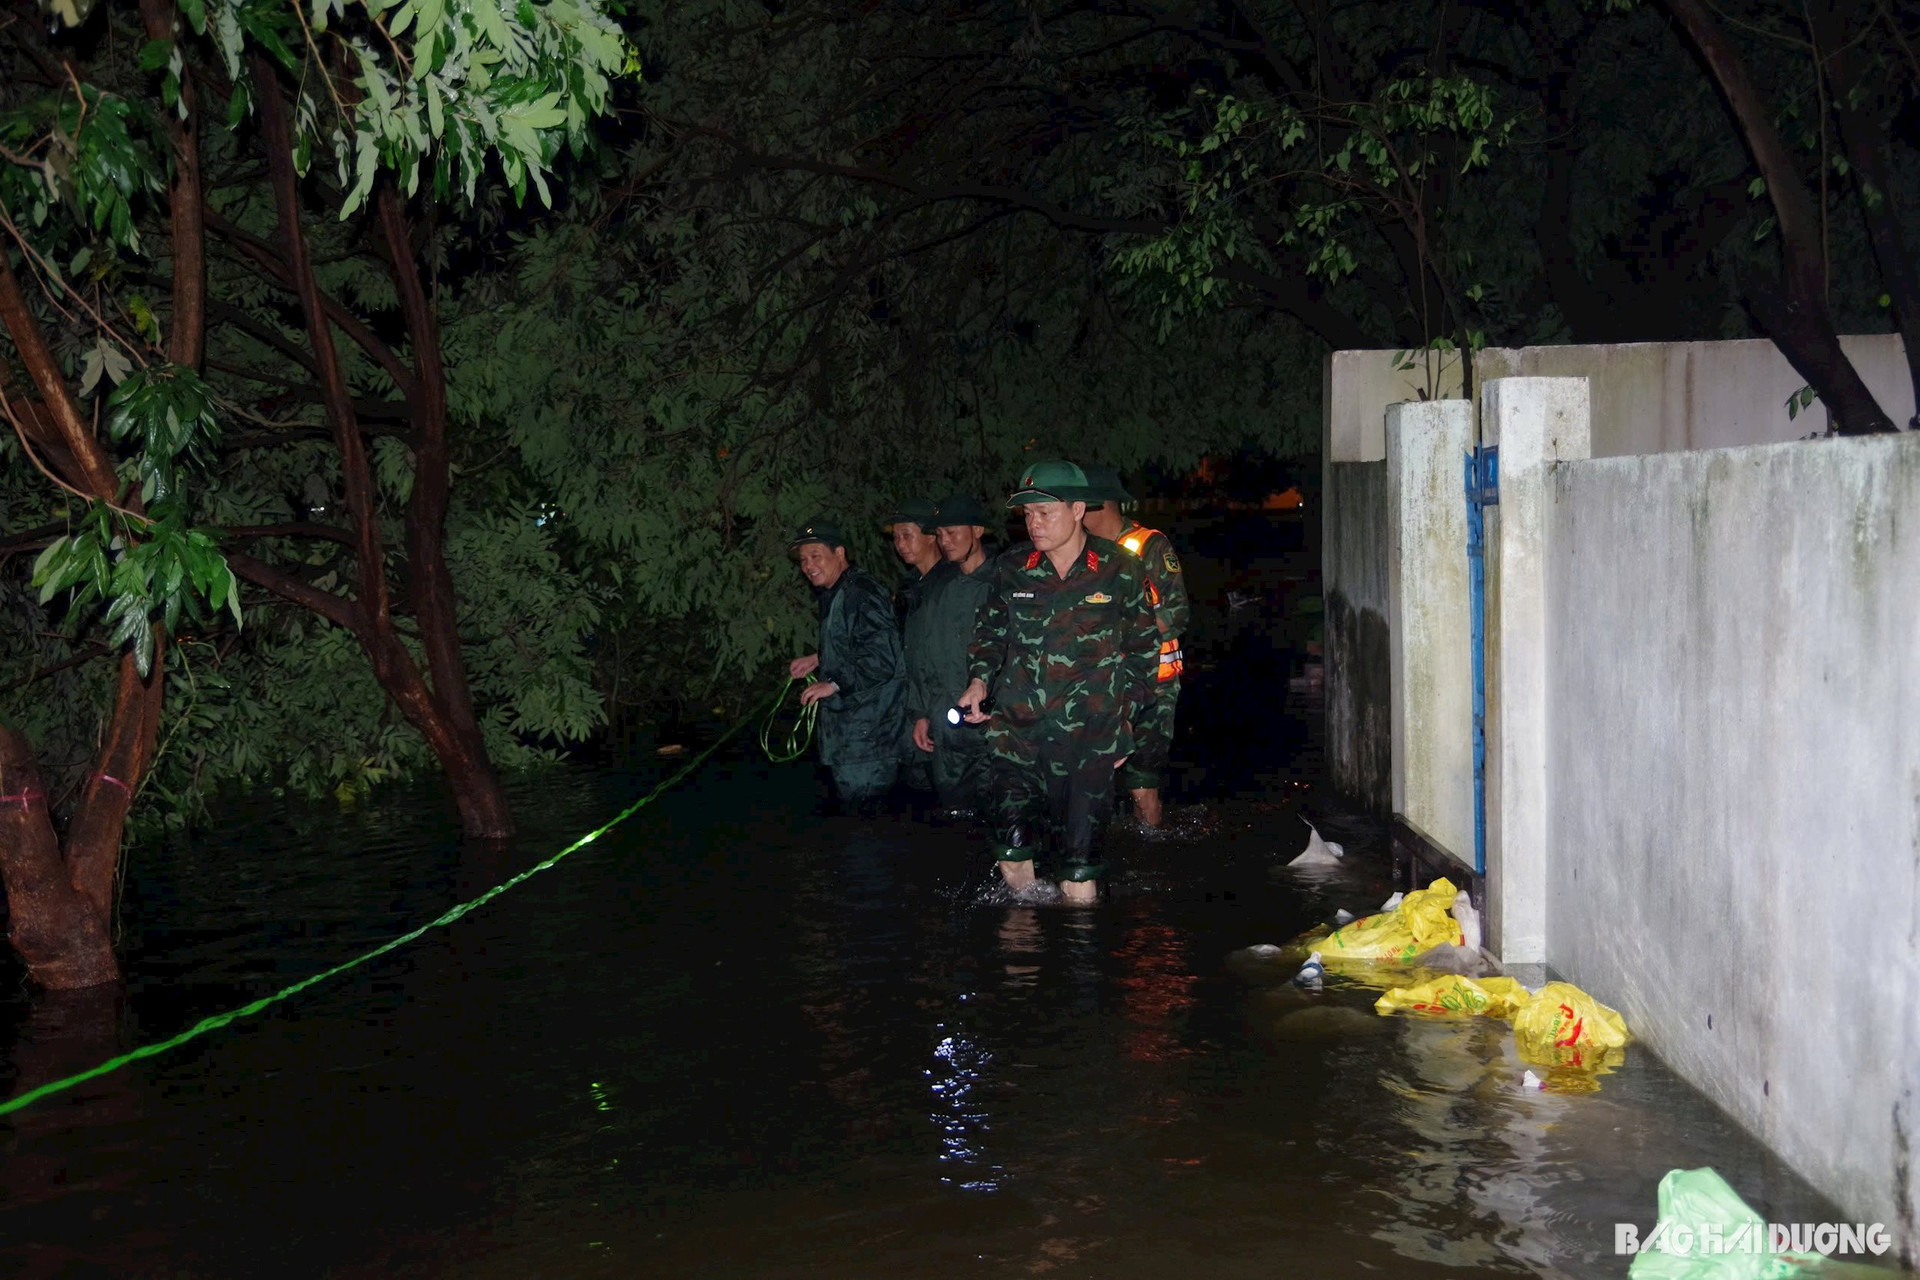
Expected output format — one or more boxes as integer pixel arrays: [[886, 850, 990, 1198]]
[[1012, 591, 1036, 599]]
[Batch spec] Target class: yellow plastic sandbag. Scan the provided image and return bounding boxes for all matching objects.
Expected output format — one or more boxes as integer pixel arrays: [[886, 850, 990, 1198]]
[[1316, 877, 1464, 961], [1374, 974, 1533, 1020], [1513, 981, 1631, 1068]]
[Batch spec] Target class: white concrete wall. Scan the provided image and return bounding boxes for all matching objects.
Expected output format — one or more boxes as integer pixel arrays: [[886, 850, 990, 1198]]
[[1476, 334, 1913, 457], [1385, 401, 1474, 859], [1544, 430, 1920, 1252], [1326, 349, 1467, 462]]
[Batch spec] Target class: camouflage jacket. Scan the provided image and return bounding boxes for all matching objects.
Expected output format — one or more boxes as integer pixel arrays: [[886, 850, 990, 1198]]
[[814, 565, 907, 767], [966, 535, 1159, 751], [1116, 521, 1190, 641]]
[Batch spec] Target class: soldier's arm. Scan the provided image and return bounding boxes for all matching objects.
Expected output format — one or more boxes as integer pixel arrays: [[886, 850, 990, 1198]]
[[1121, 562, 1161, 714], [1145, 531, 1191, 639], [967, 562, 1011, 689]]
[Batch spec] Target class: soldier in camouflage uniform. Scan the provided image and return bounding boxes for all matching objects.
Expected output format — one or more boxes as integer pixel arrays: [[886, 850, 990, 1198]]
[[1081, 466, 1189, 828], [788, 519, 908, 814], [957, 462, 1160, 902]]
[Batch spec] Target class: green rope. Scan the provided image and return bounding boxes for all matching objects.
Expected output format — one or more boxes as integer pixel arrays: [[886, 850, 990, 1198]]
[[0, 688, 776, 1120], [757, 674, 818, 763]]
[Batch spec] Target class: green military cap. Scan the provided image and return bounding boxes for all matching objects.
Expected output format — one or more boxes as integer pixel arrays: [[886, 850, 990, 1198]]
[[1078, 464, 1134, 505], [790, 517, 847, 550], [883, 497, 940, 531], [933, 492, 988, 527], [1006, 460, 1096, 506]]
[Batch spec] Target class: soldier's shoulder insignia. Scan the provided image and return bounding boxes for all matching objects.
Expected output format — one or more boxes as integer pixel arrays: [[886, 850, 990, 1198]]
[[1084, 591, 1113, 605], [1162, 551, 1181, 574]]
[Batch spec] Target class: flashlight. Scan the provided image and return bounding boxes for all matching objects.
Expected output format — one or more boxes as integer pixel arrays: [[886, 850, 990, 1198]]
[[946, 697, 991, 726]]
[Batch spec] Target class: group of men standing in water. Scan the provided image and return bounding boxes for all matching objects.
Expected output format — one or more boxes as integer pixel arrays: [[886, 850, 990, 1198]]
[[787, 461, 1189, 903]]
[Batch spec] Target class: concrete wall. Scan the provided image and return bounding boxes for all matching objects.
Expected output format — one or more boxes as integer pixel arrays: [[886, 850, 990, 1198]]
[[1477, 333, 1914, 457], [1385, 401, 1474, 858], [1543, 430, 1920, 1251], [1323, 350, 1466, 810], [1326, 349, 1467, 463], [1324, 461, 1390, 810]]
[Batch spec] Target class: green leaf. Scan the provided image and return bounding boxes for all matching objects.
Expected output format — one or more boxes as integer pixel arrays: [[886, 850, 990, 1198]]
[[133, 619, 156, 677], [30, 536, 68, 585]]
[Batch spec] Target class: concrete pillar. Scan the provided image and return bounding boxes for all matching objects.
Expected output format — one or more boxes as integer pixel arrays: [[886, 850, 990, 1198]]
[[1481, 377, 1590, 965], [1385, 400, 1475, 861]]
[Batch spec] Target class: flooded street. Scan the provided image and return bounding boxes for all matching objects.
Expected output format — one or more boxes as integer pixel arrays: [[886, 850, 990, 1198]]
[[0, 681, 1875, 1278]]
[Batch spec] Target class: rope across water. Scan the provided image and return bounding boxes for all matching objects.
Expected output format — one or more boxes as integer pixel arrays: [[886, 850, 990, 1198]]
[[0, 683, 798, 1120]]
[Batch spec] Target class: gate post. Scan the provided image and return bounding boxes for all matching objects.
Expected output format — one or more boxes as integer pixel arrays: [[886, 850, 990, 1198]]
[[1480, 377, 1591, 965], [1385, 401, 1476, 888]]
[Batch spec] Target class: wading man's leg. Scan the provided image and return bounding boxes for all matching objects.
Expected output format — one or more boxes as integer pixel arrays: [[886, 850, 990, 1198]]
[[832, 757, 898, 817], [1121, 682, 1176, 828], [1050, 747, 1117, 905], [988, 749, 1047, 891]]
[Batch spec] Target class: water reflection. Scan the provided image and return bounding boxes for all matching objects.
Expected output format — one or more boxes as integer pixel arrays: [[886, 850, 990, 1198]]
[[926, 1024, 998, 1191]]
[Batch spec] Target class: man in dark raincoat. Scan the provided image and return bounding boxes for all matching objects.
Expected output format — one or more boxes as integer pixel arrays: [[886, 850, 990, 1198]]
[[787, 519, 908, 813], [887, 497, 948, 796], [903, 493, 995, 816]]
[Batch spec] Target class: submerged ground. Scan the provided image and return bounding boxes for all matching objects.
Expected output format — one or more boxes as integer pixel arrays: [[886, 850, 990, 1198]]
[[0, 529, 1883, 1278]]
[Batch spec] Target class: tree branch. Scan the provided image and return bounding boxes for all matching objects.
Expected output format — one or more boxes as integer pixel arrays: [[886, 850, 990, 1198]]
[[224, 550, 361, 630]]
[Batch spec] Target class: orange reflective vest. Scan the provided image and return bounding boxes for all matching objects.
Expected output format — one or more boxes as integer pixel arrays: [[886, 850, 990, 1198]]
[[1118, 527, 1184, 683]]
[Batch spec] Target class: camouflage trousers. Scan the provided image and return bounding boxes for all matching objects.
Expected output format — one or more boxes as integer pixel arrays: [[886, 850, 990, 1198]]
[[1119, 678, 1178, 792], [987, 730, 1120, 883]]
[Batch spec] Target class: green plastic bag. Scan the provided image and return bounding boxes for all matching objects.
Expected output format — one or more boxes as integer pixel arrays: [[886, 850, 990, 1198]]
[[1628, 1168, 1808, 1280]]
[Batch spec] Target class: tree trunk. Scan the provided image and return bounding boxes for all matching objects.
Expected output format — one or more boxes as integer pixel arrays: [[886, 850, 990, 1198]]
[[0, 259, 157, 991], [0, 0, 203, 990], [1659, 0, 1895, 434], [253, 56, 512, 838], [139, 0, 206, 370], [62, 637, 166, 919], [1813, 0, 1920, 429], [0, 729, 120, 990], [376, 186, 513, 837]]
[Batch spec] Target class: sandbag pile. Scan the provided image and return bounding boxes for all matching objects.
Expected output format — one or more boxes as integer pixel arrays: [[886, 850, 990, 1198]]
[[1285, 880, 1634, 1081]]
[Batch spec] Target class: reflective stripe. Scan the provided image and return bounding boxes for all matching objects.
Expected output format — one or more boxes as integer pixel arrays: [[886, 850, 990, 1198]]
[[1157, 638, 1183, 682]]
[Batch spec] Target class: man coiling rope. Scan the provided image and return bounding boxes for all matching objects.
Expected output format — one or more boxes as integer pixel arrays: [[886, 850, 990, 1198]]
[[759, 675, 821, 763]]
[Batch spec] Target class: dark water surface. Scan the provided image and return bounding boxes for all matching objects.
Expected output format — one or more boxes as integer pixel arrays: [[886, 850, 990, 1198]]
[[0, 691, 1877, 1279]]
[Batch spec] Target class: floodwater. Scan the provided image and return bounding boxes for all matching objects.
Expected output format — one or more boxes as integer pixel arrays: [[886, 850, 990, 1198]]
[[0, 677, 1894, 1278]]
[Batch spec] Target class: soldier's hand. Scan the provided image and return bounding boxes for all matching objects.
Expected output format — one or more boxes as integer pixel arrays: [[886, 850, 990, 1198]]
[[789, 654, 820, 680], [799, 680, 838, 706], [958, 678, 990, 723], [1113, 755, 1129, 770], [912, 718, 934, 753]]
